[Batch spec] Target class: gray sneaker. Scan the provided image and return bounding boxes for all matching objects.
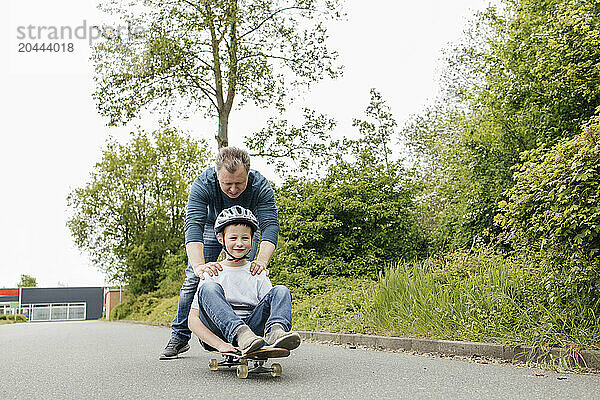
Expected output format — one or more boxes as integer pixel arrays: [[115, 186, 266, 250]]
[[265, 324, 301, 350], [236, 325, 265, 354], [159, 337, 190, 360]]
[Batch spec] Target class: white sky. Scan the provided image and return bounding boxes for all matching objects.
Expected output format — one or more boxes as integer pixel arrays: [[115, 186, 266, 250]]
[[0, 0, 493, 288]]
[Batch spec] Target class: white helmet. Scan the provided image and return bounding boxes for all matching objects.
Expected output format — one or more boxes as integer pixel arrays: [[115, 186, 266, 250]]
[[214, 206, 259, 234]]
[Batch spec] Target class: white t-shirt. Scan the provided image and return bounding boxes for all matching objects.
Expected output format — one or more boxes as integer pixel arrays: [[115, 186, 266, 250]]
[[190, 263, 273, 319]]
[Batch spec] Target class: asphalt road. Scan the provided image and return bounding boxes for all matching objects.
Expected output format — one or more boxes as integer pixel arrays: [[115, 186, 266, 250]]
[[1, 321, 599, 399]]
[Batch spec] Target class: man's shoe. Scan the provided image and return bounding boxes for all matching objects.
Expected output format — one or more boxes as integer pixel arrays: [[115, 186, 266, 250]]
[[265, 324, 301, 351], [159, 337, 190, 360], [236, 325, 265, 354]]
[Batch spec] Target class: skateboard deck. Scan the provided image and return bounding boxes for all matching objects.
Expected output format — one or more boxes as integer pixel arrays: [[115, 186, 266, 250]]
[[208, 347, 290, 378]]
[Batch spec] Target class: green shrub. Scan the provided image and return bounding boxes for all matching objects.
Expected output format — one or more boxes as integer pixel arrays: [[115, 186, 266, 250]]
[[110, 290, 178, 325], [290, 276, 375, 333], [498, 112, 600, 311], [0, 314, 27, 323], [271, 159, 427, 280], [111, 298, 135, 320], [155, 248, 187, 297]]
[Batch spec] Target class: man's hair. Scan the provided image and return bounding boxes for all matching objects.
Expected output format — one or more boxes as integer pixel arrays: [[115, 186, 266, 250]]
[[215, 147, 250, 174]]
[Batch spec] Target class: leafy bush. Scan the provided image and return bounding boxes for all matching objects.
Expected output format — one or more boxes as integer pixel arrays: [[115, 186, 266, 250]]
[[111, 299, 134, 320], [270, 158, 427, 280], [111, 290, 178, 325], [0, 314, 27, 322], [497, 113, 600, 311]]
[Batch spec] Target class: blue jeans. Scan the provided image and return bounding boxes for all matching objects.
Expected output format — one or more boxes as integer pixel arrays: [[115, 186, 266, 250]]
[[196, 282, 293, 348], [170, 225, 260, 343]]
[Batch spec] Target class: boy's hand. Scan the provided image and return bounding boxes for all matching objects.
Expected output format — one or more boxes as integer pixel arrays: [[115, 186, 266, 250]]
[[216, 342, 240, 355], [250, 260, 269, 276], [193, 262, 223, 280]]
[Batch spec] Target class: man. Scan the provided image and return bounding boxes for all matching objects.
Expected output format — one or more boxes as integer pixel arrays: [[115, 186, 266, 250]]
[[160, 147, 279, 359]]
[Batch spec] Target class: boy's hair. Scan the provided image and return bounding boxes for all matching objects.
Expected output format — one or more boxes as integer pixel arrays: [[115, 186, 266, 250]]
[[216, 147, 250, 174], [219, 222, 254, 237]]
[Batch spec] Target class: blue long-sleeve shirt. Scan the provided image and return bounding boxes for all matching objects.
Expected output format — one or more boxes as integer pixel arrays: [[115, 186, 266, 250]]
[[184, 168, 279, 246]]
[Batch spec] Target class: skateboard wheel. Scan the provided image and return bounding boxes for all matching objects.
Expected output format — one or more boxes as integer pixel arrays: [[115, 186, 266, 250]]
[[271, 363, 282, 377], [209, 359, 218, 371], [236, 364, 249, 379]]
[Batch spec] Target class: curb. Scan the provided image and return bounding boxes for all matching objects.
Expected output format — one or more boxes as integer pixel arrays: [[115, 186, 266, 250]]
[[297, 331, 600, 371], [110, 321, 599, 370], [112, 319, 171, 328]]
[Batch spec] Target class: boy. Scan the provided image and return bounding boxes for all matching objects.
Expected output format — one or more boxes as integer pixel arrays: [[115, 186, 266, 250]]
[[187, 206, 301, 354]]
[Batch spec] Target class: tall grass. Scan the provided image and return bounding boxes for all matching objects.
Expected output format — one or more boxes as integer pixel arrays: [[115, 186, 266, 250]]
[[364, 248, 600, 349]]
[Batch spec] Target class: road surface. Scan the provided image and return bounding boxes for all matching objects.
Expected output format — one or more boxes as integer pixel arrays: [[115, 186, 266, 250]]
[[1, 321, 599, 399]]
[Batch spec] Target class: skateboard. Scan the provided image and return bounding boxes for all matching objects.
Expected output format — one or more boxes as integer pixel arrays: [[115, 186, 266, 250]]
[[208, 347, 290, 379]]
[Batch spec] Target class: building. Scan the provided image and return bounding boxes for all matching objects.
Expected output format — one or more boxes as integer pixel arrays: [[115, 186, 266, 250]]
[[0, 287, 105, 322], [104, 287, 128, 320]]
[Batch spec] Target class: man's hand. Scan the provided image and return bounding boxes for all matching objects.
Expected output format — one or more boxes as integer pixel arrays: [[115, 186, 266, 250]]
[[216, 342, 240, 355], [250, 260, 269, 276], [193, 262, 223, 280]]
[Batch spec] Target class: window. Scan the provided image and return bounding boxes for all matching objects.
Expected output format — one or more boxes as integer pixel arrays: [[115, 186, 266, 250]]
[[31, 305, 50, 321], [51, 305, 68, 320], [68, 304, 85, 320], [26, 303, 86, 321]]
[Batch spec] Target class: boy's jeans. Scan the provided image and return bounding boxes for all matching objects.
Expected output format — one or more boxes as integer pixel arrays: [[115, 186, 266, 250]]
[[196, 282, 293, 347], [170, 226, 260, 343]]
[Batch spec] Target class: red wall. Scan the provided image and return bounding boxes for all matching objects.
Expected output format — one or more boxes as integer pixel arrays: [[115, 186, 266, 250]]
[[0, 289, 19, 296]]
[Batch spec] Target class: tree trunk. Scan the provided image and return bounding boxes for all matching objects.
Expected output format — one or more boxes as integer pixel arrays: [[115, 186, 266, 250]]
[[217, 111, 229, 149]]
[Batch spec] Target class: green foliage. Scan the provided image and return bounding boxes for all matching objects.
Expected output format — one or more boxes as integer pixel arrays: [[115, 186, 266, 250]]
[[365, 248, 600, 349], [271, 159, 426, 279], [67, 125, 211, 294], [245, 108, 340, 179], [347, 88, 397, 169], [284, 275, 375, 333], [156, 248, 188, 297], [93, 0, 343, 147], [497, 112, 600, 310], [403, 0, 600, 250], [18, 274, 37, 288], [0, 314, 27, 323], [262, 90, 427, 279], [111, 291, 178, 325]]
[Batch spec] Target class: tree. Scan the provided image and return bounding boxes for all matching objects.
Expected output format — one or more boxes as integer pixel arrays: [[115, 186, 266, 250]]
[[256, 90, 427, 279], [245, 89, 397, 180], [93, 0, 344, 148], [18, 274, 37, 288], [67, 125, 212, 294], [402, 0, 600, 250], [245, 107, 340, 179]]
